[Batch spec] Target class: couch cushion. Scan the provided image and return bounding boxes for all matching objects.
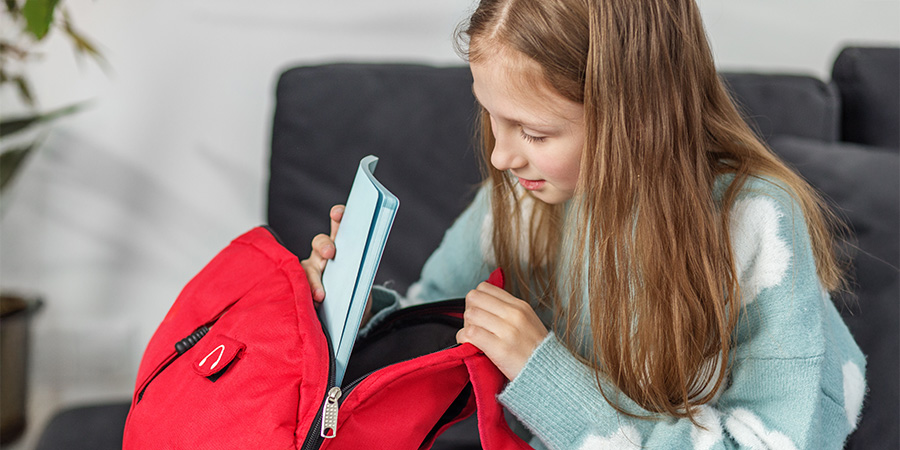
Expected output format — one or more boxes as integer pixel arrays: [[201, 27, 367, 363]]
[[268, 64, 481, 292], [721, 73, 840, 143], [769, 135, 900, 450], [832, 47, 900, 149]]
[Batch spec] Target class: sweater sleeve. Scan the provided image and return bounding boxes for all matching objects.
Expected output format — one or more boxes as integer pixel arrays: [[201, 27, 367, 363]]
[[498, 183, 867, 450]]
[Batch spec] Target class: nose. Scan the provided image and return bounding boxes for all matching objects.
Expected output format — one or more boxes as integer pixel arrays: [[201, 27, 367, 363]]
[[490, 131, 527, 172]]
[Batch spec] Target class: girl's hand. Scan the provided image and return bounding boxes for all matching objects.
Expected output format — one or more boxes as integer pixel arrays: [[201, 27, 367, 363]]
[[456, 282, 548, 380], [301, 205, 344, 303]]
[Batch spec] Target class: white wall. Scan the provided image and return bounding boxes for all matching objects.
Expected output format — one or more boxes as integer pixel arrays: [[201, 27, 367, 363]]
[[0, 0, 897, 446], [699, 0, 900, 77]]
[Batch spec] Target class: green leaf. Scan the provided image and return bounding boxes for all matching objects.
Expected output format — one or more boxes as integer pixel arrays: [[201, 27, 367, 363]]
[[0, 115, 42, 137], [0, 102, 84, 138], [22, 0, 60, 40], [62, 12, 105, 63], [0, 142, 38, 193], [13, 76, 35, 106]]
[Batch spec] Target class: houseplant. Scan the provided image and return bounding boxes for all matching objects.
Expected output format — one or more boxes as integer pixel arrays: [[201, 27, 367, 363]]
[[0, 0, 103, 443], [1, 0, 104, 195]]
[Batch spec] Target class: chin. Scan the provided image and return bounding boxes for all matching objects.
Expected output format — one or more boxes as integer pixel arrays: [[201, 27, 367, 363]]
[[530, 190, 571, 205]]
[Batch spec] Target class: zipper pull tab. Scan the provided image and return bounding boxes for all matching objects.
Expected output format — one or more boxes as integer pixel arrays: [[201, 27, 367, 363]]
[[320, 386, 342, 438]]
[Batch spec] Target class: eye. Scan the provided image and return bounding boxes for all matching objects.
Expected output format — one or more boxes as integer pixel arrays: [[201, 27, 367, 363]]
[[520, 129, 547, 143]]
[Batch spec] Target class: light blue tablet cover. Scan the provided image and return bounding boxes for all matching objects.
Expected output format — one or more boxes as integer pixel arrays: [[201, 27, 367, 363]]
[[320, 155, 398, 385]]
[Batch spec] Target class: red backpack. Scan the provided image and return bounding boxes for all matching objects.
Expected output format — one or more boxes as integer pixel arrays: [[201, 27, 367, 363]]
[[123, 226, 530, 449]]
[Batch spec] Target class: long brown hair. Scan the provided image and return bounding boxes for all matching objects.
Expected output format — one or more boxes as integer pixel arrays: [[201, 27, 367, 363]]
[[457, 0, 845, 422]]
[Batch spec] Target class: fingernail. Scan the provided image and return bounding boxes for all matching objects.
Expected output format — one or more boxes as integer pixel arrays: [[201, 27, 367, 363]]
[[324, 244, 335, 256], [314, 288, 325, 301]]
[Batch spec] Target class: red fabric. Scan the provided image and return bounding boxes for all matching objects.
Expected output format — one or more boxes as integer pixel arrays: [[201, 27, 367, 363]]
[[319, 342, 529, 450], [124, 228, 528, 449], [486, 268, 505, 290], [124, 228, 330, 449]]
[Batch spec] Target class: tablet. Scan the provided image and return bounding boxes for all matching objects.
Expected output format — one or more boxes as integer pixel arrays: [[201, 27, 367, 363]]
[[319, 155, 399, 385]]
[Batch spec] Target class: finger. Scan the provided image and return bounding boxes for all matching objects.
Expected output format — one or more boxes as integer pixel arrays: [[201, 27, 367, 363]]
[[312, 233, 336, 260], [475, 282, 518, 304], [465, 288, 526, 324], [455, 322, 519, 379], [458, 306, 543, 381], [456, 320, 504, 350], [463, 296, 518, 340], [300, 259, 326, 302], [329, 205, 344, 240]]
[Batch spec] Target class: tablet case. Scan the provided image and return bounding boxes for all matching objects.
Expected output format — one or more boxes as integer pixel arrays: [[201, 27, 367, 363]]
[[320, 155, 399, 384]]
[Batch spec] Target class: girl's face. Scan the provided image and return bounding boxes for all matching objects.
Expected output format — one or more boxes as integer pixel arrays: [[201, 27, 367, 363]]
[[470, 53, 584, 205]]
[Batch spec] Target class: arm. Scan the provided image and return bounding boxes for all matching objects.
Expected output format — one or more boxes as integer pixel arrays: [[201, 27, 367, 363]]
[[497, 189, 866, 450]]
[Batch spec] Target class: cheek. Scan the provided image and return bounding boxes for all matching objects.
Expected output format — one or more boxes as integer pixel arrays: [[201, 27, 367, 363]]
[[540, 144, 582, 189]]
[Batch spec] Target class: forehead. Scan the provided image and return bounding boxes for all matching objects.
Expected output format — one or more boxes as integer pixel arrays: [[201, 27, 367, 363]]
[[470, 49, 582, 126]]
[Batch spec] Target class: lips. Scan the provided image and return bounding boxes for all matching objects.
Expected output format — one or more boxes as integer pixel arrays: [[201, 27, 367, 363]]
[[517, 177, 545, 191]]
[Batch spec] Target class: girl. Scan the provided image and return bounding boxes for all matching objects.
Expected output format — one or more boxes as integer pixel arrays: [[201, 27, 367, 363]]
[[303, 0, 866, 448]]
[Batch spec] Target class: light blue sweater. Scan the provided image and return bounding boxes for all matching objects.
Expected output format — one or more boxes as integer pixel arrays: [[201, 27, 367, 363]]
[[365, 177, 866, 450]]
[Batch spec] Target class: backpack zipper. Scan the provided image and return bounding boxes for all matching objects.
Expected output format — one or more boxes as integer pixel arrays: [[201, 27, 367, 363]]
[[300, 302, 466, 448], [135, 351, 178, 404], [300, 316, 338, 450], [320, 387, 342, 438], [309, 340, 465, 445]]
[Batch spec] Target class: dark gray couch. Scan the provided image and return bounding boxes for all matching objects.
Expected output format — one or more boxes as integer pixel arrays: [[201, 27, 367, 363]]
[[35, 47, 898, 449], [267, 46, 899, 450]]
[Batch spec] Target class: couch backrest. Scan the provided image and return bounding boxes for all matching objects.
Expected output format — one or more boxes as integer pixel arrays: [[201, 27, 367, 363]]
[[832, 46, 900, 149], [720, 72, 840, 143], [269, 64, 847, 290], [268, 64, 481, 293]]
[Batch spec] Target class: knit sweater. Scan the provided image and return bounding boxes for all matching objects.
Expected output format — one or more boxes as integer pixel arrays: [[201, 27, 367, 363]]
[[364, 176, 866, 450]]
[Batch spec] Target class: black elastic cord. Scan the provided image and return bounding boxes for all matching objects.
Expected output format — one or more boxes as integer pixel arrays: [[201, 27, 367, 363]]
[[175, 325, 210, 354]]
